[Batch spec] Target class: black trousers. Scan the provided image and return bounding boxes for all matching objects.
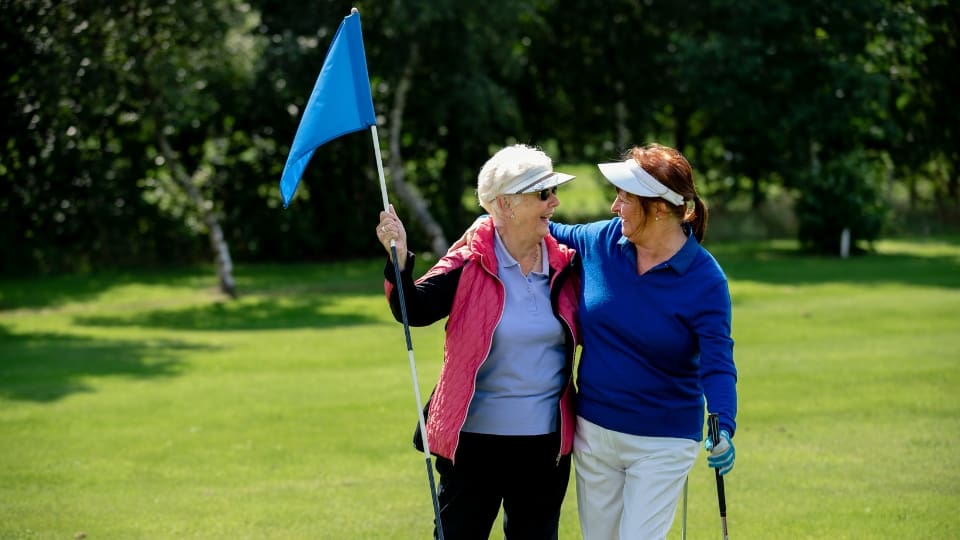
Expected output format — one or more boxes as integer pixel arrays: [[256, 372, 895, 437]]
[[432, 432, 571, 540]]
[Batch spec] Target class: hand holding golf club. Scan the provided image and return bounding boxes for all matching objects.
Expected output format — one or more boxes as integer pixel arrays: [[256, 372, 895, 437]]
[[708, 413, 731, 540], [705, 428, 735, 476]]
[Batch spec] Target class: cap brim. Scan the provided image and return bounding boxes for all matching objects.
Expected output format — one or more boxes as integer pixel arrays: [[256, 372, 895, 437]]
[[517, 171, 576, 193], [546, 171, 577, 188]]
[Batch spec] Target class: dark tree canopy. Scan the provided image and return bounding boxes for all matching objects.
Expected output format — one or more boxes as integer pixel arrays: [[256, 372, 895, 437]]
[[1, 0, 955, 276]]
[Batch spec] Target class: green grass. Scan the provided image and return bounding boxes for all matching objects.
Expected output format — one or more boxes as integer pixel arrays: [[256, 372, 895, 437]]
[[2, 239, 959, 539]]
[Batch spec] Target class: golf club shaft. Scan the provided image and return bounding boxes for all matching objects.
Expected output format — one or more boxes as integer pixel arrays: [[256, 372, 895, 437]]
[[709, 413, 729, 540], [681, 476, 688, 540]]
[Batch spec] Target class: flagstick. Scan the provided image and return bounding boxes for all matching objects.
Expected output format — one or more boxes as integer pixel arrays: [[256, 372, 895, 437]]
[[370, 125, 445, 540]]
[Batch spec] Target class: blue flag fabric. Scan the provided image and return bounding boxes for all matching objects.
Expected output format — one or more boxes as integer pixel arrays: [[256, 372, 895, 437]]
[[279, 11, 376, 207]]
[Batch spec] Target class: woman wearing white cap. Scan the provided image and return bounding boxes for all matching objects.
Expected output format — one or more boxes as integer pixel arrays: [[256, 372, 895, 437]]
[[376, 144, 581, 539], [549, 143, 738, 539]]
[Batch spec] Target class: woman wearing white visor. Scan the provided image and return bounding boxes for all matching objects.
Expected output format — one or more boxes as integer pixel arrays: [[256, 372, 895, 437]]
[[548, 143, 738, 539]]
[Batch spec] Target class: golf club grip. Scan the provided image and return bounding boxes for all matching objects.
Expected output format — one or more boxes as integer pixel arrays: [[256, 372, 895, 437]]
[[715, 469, 727, 514], [708, 413, 728, 514]]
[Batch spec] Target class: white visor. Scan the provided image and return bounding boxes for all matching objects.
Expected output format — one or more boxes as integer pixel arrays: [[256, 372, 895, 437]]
[[598, 159, 684, 206], [499, 167, 576, 198]]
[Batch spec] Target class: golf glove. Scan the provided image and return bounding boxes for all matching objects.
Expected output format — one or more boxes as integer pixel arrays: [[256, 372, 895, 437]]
[[704, 429, 735, 476]]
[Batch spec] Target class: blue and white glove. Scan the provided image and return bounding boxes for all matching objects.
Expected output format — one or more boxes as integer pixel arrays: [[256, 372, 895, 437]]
[[704, 430, 735, 476]]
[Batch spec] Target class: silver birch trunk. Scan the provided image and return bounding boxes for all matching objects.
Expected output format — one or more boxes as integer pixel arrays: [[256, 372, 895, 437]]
[[157, 132, 237, 298], [384, 43, 449, 256]]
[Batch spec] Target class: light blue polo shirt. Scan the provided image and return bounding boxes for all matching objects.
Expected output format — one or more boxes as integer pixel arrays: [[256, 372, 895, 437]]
[[461, 230, 567, 436]]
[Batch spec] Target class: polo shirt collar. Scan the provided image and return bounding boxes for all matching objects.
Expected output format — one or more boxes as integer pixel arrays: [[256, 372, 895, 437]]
[[494, 229, 548, 275], [617, 224, 699, 275]]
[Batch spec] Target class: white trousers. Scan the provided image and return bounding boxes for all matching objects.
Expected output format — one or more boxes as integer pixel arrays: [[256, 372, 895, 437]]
[[574, 416, 699, 540]]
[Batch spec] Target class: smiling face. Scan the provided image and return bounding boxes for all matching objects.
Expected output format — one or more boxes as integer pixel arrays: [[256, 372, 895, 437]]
[[497, 187, 560, 241], [611, 188, 653, 240]]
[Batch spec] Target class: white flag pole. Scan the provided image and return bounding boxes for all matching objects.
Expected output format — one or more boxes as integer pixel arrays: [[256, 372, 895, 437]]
[[370, 125, 444, 539]]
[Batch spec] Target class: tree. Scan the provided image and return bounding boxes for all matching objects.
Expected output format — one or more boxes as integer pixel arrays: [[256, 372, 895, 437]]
[[0, 0, 256, 293], [796, 150, 887, 254], [101, 0, 257, 296], [0, 0, 202, 275], [878, 1, 959, 214], [519, 0, 924, 252], [3, 0, 955, 273]]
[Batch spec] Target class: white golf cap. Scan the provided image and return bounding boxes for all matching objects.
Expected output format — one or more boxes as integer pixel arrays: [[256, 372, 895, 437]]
[[598, 159, 684, 206], [477, 144, 577, 203], [501, 166, 576, 196]]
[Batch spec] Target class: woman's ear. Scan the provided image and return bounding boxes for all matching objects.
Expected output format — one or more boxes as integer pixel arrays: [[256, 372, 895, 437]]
[[496, 195, 510, 214], [656, 200, 671, 218], [496, 195, 520, 220]]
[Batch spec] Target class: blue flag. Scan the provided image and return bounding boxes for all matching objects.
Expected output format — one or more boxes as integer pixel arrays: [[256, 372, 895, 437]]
[[279, 10, 376, 207]]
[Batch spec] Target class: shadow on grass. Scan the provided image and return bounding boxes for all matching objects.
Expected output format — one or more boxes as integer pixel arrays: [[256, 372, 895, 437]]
[[0, 267, 216, 312], [709, 242, 960, 289], [73, 294, 379, 331], [6, 242, 956, 321], [0, 260, 388, 311], [0, 326, 201, 402]]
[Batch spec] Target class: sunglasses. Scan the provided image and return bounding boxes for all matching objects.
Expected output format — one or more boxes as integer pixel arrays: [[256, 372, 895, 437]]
[[534, 186, 558, 201]]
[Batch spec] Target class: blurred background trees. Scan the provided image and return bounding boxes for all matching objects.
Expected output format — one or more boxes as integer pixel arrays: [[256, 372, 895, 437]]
[[2, 0, 956, 282]]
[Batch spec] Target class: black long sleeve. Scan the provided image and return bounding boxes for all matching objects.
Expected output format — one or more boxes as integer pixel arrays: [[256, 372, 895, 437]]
[[383, 252, 464, 327]]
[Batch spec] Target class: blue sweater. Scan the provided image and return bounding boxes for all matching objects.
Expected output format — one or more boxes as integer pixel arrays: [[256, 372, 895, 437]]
[[550, 218, 737, 440]]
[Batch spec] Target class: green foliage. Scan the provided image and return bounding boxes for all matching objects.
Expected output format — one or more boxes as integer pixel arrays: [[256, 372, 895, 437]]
[[0, 0, 251, 274], [550, 163, 615, 224], [1, 242, 959, 537], [1, 0, 956, 275], [880, 1, 960, 207], [796, 150, 889, 254]]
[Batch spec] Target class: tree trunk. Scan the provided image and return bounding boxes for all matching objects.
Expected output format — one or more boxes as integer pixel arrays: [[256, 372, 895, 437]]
[[157, 132, 237, 298], [948, 168, 958, 203], [614, 82, 631, 151], [674, 106, 689, 157], [750, 175, 764, 210], [384, 43, 449, 256]]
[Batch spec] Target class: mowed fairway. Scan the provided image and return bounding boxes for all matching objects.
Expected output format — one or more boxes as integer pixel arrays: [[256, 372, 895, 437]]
[[1, 238, 958, 539]]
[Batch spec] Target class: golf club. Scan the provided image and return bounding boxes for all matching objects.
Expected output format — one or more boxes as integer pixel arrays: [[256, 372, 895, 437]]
[[708, 413, 729, 540], [681, 475, 688, 540]]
